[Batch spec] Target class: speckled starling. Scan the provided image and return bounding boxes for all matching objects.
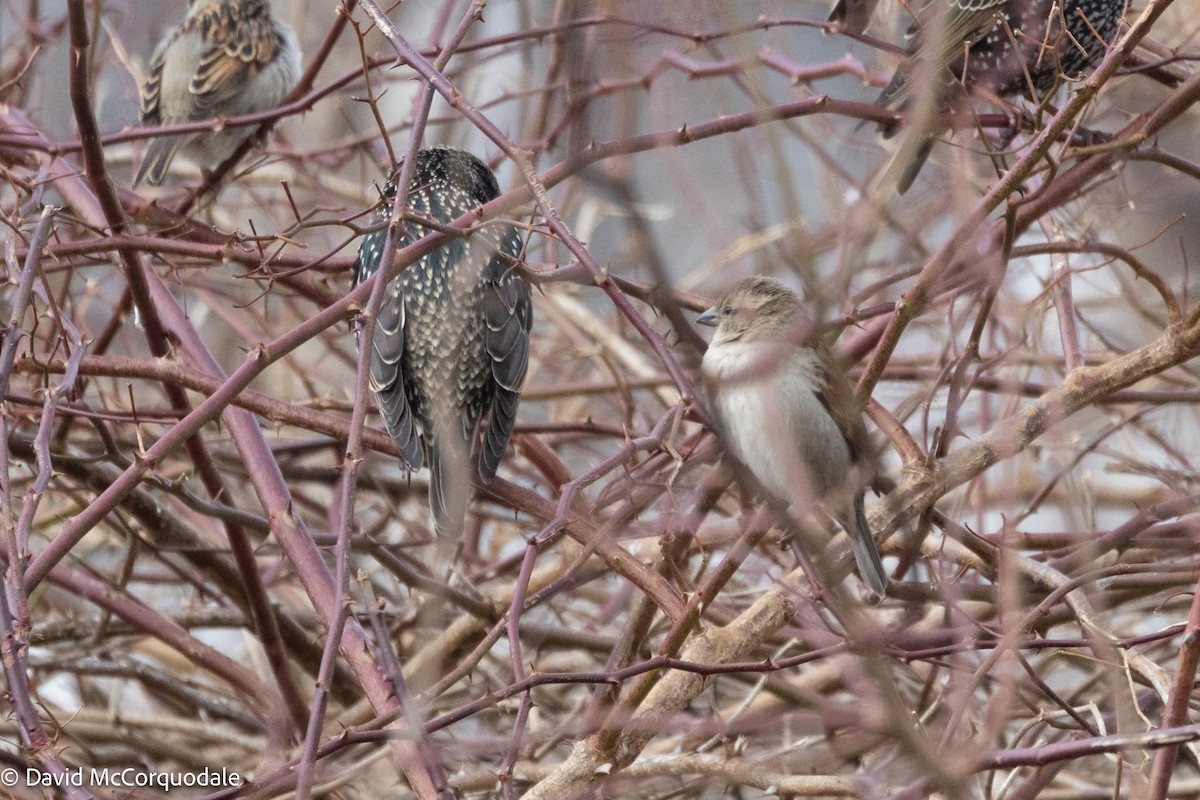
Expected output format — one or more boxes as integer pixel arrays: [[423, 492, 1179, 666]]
[[698, 277, 887, 596], [135, 0, 301, 187], [353, 147, 532, 537], [876, 0, 1127, 192]]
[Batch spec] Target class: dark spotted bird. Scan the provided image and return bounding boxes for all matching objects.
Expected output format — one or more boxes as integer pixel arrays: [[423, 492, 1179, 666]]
[[353, 147, 531, 537], [135, 0, 301, 187], [876, 0, 1127, 192], [698, 277, 887, 595]]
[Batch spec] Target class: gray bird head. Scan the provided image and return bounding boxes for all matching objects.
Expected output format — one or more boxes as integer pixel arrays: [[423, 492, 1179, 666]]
[[697, 276, 806, 345]]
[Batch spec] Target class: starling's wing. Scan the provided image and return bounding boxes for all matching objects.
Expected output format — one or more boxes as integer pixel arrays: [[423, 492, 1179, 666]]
[[939, 0, 1010, 57], [189, 0, 278, 113], [479, 229, 531, 482], [355, 218, 424, 472], [832, 0, 1003, 41], [873, 0, 1007, 191], [827, 0, 881, 34], [911, 0, 1010, 69], [370, 281, 424, 471], [876, 0, 1008, 115]]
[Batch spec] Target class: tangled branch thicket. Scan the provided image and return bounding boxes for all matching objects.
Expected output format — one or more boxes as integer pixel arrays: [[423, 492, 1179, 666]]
[[2, 0, 1200, 797]]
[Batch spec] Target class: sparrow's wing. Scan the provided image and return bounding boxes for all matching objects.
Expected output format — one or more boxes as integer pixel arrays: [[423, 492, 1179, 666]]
[[189, 0, 280, 112], [812, 345, 873, 468], [139, 39, 169, 126], [135, 29, 185, 185], [812, 346, 888, 595]]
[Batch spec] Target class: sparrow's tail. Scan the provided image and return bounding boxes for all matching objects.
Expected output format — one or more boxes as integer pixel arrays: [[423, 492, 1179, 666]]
[[847, 492, 888, 596], [134, 136, 185, 187]]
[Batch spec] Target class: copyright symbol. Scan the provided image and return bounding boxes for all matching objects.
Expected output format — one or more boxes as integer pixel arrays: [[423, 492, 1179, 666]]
[[0, 768, 18, 786]]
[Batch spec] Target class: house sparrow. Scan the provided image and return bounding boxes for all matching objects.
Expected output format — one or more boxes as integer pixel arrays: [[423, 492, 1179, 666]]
[[698, 276, 887, 595], [876, 0, 1127, 193], [352, 148, 532, 537], [135, 0, 302, 187]]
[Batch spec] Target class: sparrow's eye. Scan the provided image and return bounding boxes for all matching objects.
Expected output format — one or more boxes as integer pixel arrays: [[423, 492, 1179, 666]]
[[722, 306, 733, 316]]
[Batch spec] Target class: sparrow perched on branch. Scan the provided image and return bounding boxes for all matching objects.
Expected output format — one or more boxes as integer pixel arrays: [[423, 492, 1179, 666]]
[[352, 147, 532, 538], [698, 276, 887, 595], [875, 0, 1127, 193], [135, 0, 301, 187]]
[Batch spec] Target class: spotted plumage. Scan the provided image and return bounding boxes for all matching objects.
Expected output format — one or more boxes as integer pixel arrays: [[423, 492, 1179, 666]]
[[353, 148, 531, 537], [877, 0, 1127, 192], [135, 0, 301, 187]]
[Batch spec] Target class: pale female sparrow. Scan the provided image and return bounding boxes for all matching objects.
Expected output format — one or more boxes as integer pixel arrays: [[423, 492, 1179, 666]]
[[698, 276, 888, 595]]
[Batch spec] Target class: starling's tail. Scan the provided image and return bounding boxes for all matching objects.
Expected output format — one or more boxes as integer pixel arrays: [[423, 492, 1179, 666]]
[[871, 57, 939, 193], [135, 136, 186, 188], [894, 136, 934, 195], [427, 433, 473, 539], [846, 492, 888, 597], [876, 134, 934, 196]]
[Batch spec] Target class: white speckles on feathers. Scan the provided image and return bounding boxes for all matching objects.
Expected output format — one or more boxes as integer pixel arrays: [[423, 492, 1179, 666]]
[[353, 148, 532, 537]]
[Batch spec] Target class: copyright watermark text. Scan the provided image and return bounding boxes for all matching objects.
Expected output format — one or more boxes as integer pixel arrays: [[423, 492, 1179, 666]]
[[5, 766, 242, 791]]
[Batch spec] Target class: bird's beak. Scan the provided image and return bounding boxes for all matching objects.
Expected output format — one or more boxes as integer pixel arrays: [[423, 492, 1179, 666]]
[[696, 306, 718, 328]]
